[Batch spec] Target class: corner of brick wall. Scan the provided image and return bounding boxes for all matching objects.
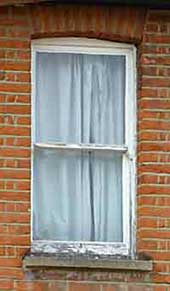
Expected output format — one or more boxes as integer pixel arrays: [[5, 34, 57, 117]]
[[138, 8, 170, 286]]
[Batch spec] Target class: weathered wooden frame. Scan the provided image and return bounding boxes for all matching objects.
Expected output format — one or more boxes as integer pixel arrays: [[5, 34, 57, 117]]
[[31, 38, 136, 258]]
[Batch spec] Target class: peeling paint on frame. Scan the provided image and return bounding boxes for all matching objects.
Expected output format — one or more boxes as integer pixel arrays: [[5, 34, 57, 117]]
[[31, 37, 136, 258]]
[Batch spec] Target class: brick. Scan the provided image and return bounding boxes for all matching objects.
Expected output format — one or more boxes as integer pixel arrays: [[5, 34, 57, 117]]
[[0, 235, 30, 246], [4, 201, 30, 212], [141, 56, 170, 66], [4, 160, 17, 168], [139, 165, 170, 174], [15, 181, 30, 190], [0, 170, 30, 179], [102, 286, 117, 291], [69, 283, 100, 291], [17, 159, 30, 169], [0, 213, 30, 223], [138, 206, 170, 218], [154, 287, 167, 291], [5, 137, 16, 146], [16, 117, 30, 125], [140, 88, 165, 98], [138, 197, 170, 206], [145, 23, 159, 32], [140, 44, 170, 55], [144, 34, 170, 44], [16, 281, 47, 291], [0, 247, 6, 256], [15, 73, 31, 83], [0, 267, 23, 279], [5, 50, 16, 59], [137, 240, 157, 250], [0, 280, 14, 290], [103, 285, 127, 291], [7, 224, 30, 235], [138, 185, 170, 195], [0, 39, 30, 49], [153, 274, 170, 284], [139, 142, 170, 151], [140, 100, 170, 110], [15, 138, 31, 147], [0, 83, 30, 94], [128, 286, 153, 291], [142, 77, 170, 87], [138, 217, 161, 228], [46, 282, 67, 291], [0, 258, 21, 267], [0, 148, 30, 158], [5, 246, 16, 257], [0, 105, 31, 114], [138, 228, 170, 240], [15, 95, 30, 103], [0, 61, 30, 71], [8, 29, 30, 38], [15, 247, 30, 257], [17, 51, 31, 60]]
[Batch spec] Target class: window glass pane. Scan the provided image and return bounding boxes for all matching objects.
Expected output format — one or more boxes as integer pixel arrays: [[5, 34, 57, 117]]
[[36, 53, 125, 145], [33, 148, 123, 242]]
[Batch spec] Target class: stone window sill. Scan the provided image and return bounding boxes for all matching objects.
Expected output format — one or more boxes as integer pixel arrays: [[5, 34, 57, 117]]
[[23, 255, 153, 271]]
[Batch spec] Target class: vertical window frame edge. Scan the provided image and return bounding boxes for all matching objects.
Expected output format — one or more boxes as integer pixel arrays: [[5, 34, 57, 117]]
[[31, 38, 136, 258], [123, 46, 137, 258]]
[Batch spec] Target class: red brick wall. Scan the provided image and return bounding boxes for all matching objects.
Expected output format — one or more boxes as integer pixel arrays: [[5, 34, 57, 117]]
[[138, 10, 170, 287], [0, 3, 170, 290]]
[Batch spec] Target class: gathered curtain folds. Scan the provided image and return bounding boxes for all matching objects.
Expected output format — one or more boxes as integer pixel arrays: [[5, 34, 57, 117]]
[[34, 52, 125, 242]]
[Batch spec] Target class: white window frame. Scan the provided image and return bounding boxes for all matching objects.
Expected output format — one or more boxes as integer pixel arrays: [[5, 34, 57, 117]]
[[31, 38, 136, 257]]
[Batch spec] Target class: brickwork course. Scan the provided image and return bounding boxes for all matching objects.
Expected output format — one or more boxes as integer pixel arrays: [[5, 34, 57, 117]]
[[0, 1, 170, 290]]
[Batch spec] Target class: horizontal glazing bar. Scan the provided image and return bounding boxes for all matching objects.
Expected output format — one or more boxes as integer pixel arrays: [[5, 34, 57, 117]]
[[34, 143, 128, 152]]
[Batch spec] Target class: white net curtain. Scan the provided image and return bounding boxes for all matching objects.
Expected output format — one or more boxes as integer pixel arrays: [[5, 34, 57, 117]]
[[33, 52, 125, 242]]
